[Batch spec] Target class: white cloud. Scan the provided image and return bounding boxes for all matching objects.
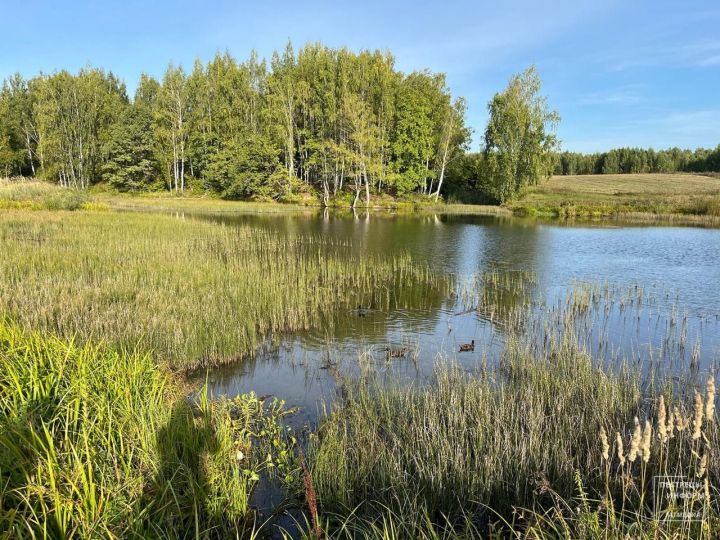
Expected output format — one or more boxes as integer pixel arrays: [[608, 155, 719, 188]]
[[579, 84, 647, 106]]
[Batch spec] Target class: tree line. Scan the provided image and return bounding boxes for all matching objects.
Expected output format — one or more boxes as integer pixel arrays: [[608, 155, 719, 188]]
[[552, 146, 720, 176], [0, 43, 475, 205]]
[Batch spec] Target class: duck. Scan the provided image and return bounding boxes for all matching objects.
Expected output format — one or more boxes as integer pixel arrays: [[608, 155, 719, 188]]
[[357, 304, 367, 317], [459, 340, 475, 352], [385, 346, 408, 359]]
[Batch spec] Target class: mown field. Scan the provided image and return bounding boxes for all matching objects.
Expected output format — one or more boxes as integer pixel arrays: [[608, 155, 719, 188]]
[[511, 173, 720, 222]]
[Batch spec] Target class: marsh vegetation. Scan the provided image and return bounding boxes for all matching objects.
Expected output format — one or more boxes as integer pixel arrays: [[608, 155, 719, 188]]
[[1, 198, 719, 538]]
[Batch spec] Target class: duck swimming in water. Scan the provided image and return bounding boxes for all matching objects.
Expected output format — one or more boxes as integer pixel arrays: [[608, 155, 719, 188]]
[[385, 346, 408, 359], [459, 340, 475, 352]]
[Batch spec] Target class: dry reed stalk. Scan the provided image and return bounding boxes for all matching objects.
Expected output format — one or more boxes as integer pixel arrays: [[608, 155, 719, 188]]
[[706, 376, 716, 421], [641, 420, 652, 463], [600, 427, 610, 461], [693, 391, 704, 440], [299, 448, 322, 538], [657, 395, 667, 443], [615, 432, 625, 466], [628, 417, 641, 463]]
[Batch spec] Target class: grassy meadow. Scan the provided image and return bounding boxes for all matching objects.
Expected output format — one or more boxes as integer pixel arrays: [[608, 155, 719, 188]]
[[511, 173, 720, 221]]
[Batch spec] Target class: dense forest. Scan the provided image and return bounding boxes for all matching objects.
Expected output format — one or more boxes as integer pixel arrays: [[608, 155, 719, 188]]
[[4, 40, 715, 206], [553, 146, 720, 176], [0, 43, 471, 205]]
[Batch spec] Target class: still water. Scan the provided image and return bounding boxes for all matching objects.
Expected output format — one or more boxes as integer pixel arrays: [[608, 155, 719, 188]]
[[199, 212, 720, 427]]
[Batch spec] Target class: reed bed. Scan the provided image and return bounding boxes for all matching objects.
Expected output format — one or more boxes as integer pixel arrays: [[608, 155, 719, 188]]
[[0, 210, 448, 371], [307, 301, 720, 538], [0, 319, 297, 538]]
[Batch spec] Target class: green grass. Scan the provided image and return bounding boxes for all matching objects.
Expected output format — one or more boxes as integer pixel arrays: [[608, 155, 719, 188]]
[[511, 173, 720, 222], [0, 319, 296, 538], [0, 209, 448, 371], [0, 179, 107, 211]]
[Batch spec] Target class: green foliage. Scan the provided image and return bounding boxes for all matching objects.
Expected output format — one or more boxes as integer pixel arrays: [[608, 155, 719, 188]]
[[1, 42, 470, 204], [0, 179, 89, 210], [203, 135, 286, 199], [483, 66, 560, 203], [0, 319, 298, 538], [102, 105, 158, 191], [390, 72, 439, 194], [554, 145, 720, 176], [34, 68, 127, 188]]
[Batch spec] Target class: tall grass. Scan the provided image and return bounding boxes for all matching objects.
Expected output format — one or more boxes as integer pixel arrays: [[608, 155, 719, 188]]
[[308, 311, 720, 537], [0, 210, 448, 371], [0, 179, 104, 211], [0, 319, 296, 538]]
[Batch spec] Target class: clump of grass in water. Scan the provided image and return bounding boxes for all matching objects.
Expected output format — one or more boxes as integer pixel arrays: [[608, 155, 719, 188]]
[[307, 316, 720, 537], [0, 319, 297, 538], [0, 210, 450, 371]]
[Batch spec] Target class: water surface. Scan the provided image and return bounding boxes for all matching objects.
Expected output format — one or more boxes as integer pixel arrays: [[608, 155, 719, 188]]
[[199, 212, 720, 427]]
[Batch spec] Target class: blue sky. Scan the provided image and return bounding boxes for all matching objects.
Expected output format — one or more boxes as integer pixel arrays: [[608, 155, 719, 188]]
[[1, 0, 719, 152]]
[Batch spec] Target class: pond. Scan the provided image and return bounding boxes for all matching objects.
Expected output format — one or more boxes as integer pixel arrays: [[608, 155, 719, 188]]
[[197, 212, 720, 431]]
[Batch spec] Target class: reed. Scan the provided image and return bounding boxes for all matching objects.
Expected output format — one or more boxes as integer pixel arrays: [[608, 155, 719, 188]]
[[307, 309, 720, 537], [0, 209, 448, 371], [0, 178, 104, 211]]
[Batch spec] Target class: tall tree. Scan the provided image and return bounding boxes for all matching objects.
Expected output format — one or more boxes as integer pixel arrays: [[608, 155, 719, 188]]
[[35, 69, 126, 188], [483, 66, 559, 202], [156, 65, 189, 192], [434, 97, 469, 200], [102, 105, 157, 191]]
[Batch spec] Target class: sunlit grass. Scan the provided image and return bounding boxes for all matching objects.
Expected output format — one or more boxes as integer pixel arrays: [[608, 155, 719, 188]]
[[511, 173, 720, 222], [307, 291, 720, 538], [0, 209, 448, 371], [0, 319, 296, 538]]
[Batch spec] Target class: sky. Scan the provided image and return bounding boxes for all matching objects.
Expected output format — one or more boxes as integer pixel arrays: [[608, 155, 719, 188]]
[[1, 0, 719, 153]]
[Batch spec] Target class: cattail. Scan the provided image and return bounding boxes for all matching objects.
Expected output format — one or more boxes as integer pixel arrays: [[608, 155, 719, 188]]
[[667, 407, 675, 439], [600, 426, 610, 461], [641, 420, 652, 463], [616, 431, 625, 466], [706, 376, 716, 422], [698, 452, 708, 478], [658, 395, 667, 443], [628, 417, 641, 463], [675, 407, 688, 432], [693, 390, 704, 440], [705, 478, 711, 504]]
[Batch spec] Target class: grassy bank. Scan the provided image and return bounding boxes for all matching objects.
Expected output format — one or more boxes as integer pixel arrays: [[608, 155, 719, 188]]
[[1, 178, 511, 217], [511, 173, 720, 222], [0, 179, 108, 211], [0, 209, 447, 371], [0, 320, 296, 538]]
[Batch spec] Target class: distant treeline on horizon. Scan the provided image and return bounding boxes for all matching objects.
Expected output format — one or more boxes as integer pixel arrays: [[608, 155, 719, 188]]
[[552, 146, 720, 176]]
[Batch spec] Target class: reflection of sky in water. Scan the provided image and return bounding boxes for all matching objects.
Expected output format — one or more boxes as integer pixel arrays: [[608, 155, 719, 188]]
[[196, 212, 720, 427]]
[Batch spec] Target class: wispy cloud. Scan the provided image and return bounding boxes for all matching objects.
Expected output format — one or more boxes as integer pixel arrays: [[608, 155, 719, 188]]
[[579, 84, 647, 105], [636, 109, 720, 137], [608, 39, 720, 71]]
